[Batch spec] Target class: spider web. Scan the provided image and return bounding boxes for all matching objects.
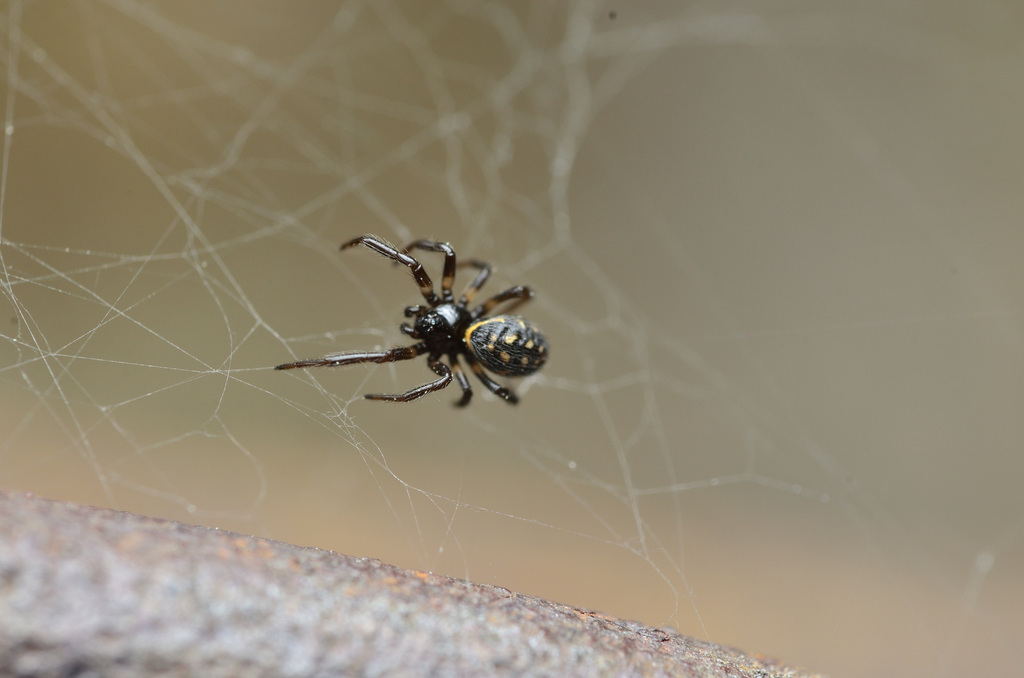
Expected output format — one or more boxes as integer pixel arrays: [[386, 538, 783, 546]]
[[2, 1, 1023, 675]]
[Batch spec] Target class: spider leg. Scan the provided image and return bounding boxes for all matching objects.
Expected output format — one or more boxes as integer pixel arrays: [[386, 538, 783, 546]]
[[365, 356, 453, 402], [449, 355, 473, 407], [341, 235, 439, 306], [401, 240, 457, 302], [472, 285, 534, 319], [465, 354, 518, 405], [457, 259, 491, 306], [274, 344, 426, 370]]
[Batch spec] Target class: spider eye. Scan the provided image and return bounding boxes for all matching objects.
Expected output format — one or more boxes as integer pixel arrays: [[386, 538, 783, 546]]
[[414, 305, 464, 341], [465, 316, 548, 377], [416, 314, 443, 334]]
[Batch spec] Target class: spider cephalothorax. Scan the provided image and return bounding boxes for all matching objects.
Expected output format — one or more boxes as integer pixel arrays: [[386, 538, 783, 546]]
[[275, 235, 547, 406]]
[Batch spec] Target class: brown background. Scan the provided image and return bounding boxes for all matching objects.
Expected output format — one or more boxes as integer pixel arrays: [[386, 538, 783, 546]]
[[1, 2, 1022, 676]]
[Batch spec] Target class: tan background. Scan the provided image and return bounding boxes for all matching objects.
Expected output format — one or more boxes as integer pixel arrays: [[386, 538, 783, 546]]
[[2, 2, 1022, 675]]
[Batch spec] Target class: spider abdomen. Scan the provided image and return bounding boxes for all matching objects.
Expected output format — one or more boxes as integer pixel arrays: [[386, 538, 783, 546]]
[[465, 316, 548, 377]]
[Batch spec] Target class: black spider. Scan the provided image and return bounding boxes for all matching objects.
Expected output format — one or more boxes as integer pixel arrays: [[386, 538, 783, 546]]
[[275, 235, 548, 406]]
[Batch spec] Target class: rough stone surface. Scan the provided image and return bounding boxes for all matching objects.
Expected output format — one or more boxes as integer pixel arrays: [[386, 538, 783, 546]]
[[0, 490, 822, 677]]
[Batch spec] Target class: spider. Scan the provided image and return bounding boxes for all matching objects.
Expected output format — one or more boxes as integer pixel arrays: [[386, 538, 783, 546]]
[[275, 234, 548, 406]]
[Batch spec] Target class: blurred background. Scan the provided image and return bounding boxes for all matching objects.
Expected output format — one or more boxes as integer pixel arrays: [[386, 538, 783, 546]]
[[2, 1, 1022, 675]]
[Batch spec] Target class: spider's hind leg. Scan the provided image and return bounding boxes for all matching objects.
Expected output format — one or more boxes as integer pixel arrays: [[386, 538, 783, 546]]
[[449, 355, 473, 407], [472, 285, 534, 319], [465, 355, 518, 405], [364, 356, 453, 403]]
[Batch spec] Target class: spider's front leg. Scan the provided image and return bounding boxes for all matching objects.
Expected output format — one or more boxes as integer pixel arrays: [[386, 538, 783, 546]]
[[402, 240, 458, 302], [274, 344, 426, 370], [341, 235, 439, 306], [457, 259, 491, 306]]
